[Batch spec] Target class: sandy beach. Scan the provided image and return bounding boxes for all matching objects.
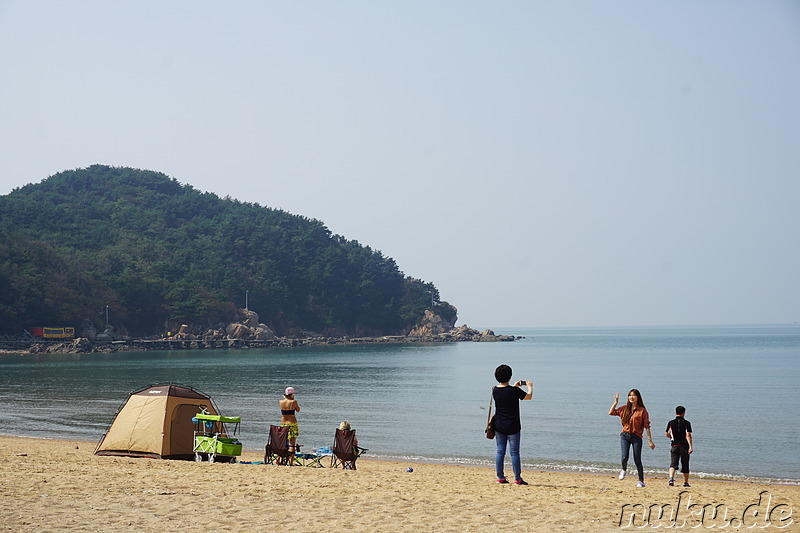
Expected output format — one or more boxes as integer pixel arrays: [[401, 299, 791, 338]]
[[1, 436, 797, 532]]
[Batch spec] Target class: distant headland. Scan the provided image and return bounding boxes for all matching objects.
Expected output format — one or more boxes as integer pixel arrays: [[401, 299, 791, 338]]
[[0, 165, 462, 340]]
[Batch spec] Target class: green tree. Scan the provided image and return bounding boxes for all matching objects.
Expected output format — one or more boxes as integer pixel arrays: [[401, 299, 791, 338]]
[[0, 165, 452, 336]]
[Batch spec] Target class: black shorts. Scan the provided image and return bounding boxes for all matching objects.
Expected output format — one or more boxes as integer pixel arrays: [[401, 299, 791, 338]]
[[670, 444, 690, 473]]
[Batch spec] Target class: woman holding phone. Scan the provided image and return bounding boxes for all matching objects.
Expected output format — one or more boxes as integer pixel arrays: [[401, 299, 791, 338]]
[[492, 364, 533, 485]]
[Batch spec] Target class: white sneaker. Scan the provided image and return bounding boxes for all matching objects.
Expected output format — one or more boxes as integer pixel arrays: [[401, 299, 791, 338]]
[[636, 481, 646, 488], [619, 470, 627, 480]]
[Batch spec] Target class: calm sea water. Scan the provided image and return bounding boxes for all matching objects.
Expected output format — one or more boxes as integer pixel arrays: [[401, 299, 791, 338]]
[[1, 324, 798, 482]]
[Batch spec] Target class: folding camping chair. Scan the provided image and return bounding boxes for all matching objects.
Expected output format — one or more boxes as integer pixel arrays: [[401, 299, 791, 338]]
[[264, 425, 293, 465], [330, 428, 367, 470]]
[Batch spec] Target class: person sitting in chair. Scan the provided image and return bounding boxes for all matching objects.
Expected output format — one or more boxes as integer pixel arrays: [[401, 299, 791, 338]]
[[338, 420, 358, 451]]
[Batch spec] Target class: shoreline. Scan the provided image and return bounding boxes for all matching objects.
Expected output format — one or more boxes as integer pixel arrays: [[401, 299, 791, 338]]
[[2, 435, 797, 532], [0, 330, 521, 356], [6, 434, 797, 487]]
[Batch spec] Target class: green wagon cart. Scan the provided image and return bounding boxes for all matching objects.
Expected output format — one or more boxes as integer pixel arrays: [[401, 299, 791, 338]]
[[192, 411, 242, 463]]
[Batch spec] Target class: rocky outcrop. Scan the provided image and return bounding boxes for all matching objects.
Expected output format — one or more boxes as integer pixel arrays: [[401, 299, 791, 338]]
[[449, 325, 483, 340], [252, 324, 277, 340], [476, 328, 517, 342], [2, 307, 520, 357], [225, 323, 249, 339], [408, 322, 518, 342], [407, 310, 456, 337], [168, 309, 277, 342], [4, 326, 521, 355], [28, 337, 94, 354], [240, 309, 260, 328]]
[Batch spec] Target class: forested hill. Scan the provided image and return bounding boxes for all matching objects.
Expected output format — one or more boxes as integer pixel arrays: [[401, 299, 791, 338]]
[[0, 165, 456, 337]]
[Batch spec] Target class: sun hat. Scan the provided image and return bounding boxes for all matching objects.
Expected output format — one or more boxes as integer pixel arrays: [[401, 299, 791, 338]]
[[285, 386, 295, 396], [338, 421, 351, 431]]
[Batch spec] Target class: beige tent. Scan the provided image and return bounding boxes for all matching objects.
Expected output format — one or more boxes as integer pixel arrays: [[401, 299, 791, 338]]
[[95, 383, 222, 460]]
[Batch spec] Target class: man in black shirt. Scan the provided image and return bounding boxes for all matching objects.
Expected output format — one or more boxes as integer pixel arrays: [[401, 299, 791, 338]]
[[666, 405, 693, 487]]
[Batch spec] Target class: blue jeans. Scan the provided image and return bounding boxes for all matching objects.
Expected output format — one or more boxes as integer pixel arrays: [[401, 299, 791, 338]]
[[620, 432, 644, 481], [495, 431, 522, 481]]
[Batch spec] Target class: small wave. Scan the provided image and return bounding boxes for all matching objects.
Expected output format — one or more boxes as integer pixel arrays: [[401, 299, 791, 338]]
[[363, 452, 800, 485]]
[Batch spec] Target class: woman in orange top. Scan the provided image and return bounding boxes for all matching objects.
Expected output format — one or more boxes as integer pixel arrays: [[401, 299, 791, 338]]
[[609, 389, 655, 487]]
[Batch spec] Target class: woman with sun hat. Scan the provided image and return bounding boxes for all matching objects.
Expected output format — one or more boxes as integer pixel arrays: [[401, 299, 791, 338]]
[[279, 386, 300, 453]]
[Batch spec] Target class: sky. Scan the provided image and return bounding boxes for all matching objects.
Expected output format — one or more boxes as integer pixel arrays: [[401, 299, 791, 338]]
[[1, 1, 798, 329]]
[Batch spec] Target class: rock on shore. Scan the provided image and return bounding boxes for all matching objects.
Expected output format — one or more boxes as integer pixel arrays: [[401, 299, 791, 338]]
[[1, 309, 520, 355]]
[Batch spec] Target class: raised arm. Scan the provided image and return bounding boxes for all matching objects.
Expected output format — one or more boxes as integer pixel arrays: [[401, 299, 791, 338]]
[[608, 392, 619, 415], [516, 380, 533, 400]]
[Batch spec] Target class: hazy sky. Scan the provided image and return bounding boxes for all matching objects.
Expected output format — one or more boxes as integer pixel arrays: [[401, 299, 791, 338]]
[[1, 2, 798, 328]]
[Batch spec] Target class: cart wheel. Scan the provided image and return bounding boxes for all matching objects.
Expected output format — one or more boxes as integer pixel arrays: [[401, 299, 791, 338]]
[[209, 454, 215, 463], [195, 453, 202, 462]]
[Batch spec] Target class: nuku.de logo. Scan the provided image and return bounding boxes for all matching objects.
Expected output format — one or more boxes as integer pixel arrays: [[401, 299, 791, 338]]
[[619, 490, 793, 529]]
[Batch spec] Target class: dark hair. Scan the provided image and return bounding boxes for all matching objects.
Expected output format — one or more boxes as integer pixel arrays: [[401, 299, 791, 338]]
[[675, 405, 686, 415], [495, 364, 512, 383], [622, 389, 645, 425]]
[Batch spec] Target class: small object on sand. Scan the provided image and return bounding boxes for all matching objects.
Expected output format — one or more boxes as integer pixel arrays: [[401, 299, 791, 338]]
[[406, 467, 413, 472], [15, 453, 28, 457]]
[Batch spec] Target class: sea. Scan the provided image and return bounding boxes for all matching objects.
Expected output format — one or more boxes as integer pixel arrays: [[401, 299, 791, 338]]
[[1, 324, 798, 483]]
